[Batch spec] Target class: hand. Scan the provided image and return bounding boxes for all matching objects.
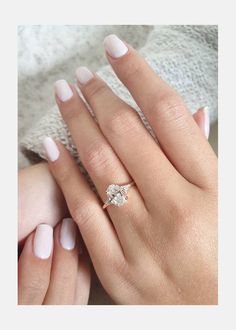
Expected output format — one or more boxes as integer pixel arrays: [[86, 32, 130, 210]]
[[18, 109, 206, 305], [43, 35, 217, 304], [18, 218, 90, 305], [18, 108, 206, 243]]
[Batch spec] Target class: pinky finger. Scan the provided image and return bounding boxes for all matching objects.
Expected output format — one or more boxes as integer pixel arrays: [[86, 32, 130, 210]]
[[193, 106, 210, 139]]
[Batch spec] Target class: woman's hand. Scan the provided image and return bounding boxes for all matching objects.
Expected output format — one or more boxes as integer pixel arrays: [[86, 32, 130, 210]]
[[18, 218, 90, 305], [42, 35, 217, 304], [18, 108, 206, 243]]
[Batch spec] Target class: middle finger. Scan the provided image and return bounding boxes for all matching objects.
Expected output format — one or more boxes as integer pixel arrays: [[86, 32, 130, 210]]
[[76, 67, 184, 206]]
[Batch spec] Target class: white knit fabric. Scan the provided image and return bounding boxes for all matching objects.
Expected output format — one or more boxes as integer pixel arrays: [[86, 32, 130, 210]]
[[19, 25, 218, 164]]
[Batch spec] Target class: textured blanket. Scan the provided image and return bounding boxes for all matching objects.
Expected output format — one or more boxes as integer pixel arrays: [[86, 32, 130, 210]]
[[19, 25, 218, 167]]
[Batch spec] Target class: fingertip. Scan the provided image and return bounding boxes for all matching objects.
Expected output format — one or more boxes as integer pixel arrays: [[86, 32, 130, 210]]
[[103, 34, 129, 59], [193, 106, 210, 139], [60, 218, 77, 251], [33, 224, 53, 260], [54, 79, 73, 102], [42, 137, 60, 162]]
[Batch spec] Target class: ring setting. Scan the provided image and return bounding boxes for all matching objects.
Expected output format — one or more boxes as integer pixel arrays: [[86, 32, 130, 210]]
[[102, 182, 134, 209]]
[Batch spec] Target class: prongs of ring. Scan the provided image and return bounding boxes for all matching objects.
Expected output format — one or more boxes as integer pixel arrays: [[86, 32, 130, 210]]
[[103, 199, 111, 209], [103, 203, 109, 209]]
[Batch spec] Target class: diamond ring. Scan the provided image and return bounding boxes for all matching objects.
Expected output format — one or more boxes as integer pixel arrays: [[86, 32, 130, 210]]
[[102, 182, 135, 209]]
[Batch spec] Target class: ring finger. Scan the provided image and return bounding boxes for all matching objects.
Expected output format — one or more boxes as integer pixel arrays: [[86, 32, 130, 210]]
[[54, 82, 146, 256]]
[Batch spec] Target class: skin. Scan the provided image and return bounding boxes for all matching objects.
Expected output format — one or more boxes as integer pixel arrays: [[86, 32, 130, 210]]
[[18, 109, 206, 305], [18, 220, 90, 305], [40, 41, 217, 304], [18, 162, 67, 244], [18, 108, 206, 243]]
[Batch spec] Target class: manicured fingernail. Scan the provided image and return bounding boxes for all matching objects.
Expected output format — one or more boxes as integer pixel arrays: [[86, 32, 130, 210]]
[[203, 106, 210, 139], [43, 137, 59, 162], [54, 79, 73, 102], [60, 218, 77, 250], [76, 66, 94, 85], [104, 34, 128, 58], [34, 224, 53, 259]]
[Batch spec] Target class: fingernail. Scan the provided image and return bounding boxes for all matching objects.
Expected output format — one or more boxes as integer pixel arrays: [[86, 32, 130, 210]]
[[54, 79, 73, 102], [43, 137, 60, 162], [76, 66, 94, 85], [60, 218, 77, 250], [103, 34, 128, 58], [34, 224, 53, 259], [203, 106, 210, 139]]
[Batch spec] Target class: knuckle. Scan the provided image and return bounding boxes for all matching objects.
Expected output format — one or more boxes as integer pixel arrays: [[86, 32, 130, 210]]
[[85, 80, 108, 99], [112, 257, 129, 278], [71, 200, 97, 230], [105, 108, 140, 137], [121, 61, 144, 84], [58, 166, 72, 185], [61, 103, 82, 123], [83, 142, 113, 175], [150, 93, 187, 124]]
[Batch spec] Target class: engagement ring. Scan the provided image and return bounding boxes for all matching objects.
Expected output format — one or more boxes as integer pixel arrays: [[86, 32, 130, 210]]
[[102, 182, 135, 209]]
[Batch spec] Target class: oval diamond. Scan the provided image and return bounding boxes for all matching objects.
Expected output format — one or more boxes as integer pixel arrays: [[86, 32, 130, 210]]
[[106, 184, 128, 206]]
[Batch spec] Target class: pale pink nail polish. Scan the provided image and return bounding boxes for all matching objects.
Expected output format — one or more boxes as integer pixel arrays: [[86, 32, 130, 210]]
[[43, 137, 59, 162], [54, 79, 73, 102], [76, 66, 94, 85], [34, 224, 53, 259], [103, 34, 128, 58], [60, 218, 77, 250], [203, 106, 210, 139]]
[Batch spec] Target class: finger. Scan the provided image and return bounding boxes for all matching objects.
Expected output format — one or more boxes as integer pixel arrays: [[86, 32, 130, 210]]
[[75, 68, 183, 205], [73, 239, 91, 305], [104, 34, 216, 188], [53, 81, 147, 256], [18, 224, 53, 305], [193, 107, 210, 139], [43, 138, 126, 280], [44, 218, 79, 304]]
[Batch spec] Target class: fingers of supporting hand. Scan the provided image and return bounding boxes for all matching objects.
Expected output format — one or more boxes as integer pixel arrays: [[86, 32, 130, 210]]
[[18, 225, 53, 305], [43, 219, 81, 305], [104, 35, 216, 188], [18, 219, 90, 305], [43, 140, 125, 270]]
